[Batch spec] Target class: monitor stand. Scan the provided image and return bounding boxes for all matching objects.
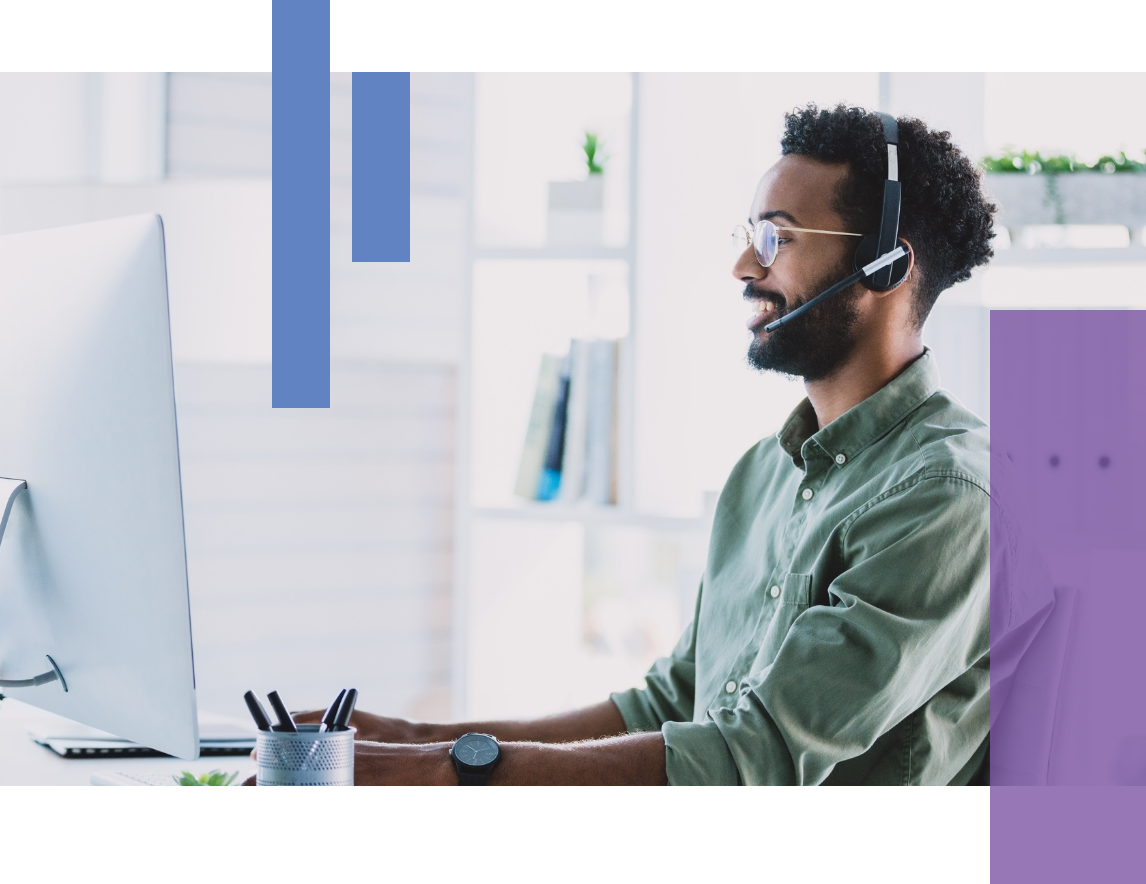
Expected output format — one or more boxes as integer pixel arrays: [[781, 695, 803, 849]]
[[0, 477, 68, 692], [0, 477, 25, 547]]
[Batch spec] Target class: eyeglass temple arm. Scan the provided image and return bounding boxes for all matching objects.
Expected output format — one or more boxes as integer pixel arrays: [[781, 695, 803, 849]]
[[774, 226, 864, 237]]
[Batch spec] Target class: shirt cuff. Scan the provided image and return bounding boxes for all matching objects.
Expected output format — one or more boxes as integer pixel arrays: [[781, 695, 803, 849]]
[[609, 688, 664, 733], [662, 720, 741, 786]]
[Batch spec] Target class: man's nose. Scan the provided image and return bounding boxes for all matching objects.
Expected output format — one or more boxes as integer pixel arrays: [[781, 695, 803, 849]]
[[733, 246, 765, 283]]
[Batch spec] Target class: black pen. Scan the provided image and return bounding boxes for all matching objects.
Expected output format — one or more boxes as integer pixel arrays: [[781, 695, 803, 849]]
[[266, 690, 298, 733], [320, 689, 346, 733], [243, 690, 273, 732], [331, 688, 358, 731]]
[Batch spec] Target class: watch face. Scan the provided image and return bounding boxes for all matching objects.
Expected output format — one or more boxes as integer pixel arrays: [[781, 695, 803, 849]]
[[454, 733, 498, 767]]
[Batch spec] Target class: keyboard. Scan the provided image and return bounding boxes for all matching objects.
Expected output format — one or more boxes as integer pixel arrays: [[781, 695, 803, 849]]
[[31, 721, 257, 758], [36, 737, 255, 758]]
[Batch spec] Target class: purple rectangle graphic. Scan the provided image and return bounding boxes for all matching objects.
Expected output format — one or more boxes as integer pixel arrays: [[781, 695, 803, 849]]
[[991, 310, 1146, 783], [993, 788, 1146, 881], [991, 310, 1146, 878]]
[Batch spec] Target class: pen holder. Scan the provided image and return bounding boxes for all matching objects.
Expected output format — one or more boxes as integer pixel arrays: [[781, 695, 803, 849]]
[[256, 724, 355, 786]]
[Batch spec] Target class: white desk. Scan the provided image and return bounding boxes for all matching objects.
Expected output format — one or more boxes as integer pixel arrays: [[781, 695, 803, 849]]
[[0, 697, 256, 786]]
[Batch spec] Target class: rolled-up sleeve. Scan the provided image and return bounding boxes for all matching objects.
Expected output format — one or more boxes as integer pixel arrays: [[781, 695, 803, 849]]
[[610, 580, 703, 733], [657, 474, 991, 785]]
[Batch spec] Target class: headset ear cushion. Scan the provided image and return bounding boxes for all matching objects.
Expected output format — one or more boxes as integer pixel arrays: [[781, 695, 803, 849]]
[[854, 235, 911, 292]]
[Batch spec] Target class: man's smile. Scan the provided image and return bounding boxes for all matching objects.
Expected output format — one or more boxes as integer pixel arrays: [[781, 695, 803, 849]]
[[745, 288, 785, 331]]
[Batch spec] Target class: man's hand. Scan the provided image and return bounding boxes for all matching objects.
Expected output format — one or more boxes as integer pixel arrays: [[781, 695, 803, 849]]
[[290, 708, 425, 743]]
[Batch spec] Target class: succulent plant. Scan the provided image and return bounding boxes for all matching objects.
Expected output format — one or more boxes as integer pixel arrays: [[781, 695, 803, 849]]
[[582, 131, 606, 175], [174, 769, 240, 786]]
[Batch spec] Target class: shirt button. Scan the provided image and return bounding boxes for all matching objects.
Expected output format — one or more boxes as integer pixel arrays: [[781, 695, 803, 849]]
[[725, 680, 737, 694], [770, 585, 781, 598], [802, 488, 814, 501], [835, 453, 847, 465]]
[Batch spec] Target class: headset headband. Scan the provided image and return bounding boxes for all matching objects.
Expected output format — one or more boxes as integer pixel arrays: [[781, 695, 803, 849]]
[[872, 112, 902, 289]]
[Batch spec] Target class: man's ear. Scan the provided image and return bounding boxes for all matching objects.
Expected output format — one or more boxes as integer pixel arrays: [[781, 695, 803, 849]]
[[871, 240, 915, 300]]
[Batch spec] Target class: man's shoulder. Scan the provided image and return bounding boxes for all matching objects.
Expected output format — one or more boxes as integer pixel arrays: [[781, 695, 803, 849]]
[[901, 388, 990, 494], [722, 387, 990, 502]]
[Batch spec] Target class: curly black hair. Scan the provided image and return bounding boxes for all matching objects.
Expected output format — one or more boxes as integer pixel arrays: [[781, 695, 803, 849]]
[[781, 104, 996, 327]]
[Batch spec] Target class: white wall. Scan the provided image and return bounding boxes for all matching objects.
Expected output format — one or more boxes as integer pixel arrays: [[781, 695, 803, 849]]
[[0, 72, 470, 725], [984, 73, 1146, 162], [0, 73, 165, 185], [167, 73, 272, 177], [178, 362, 455, 720], [0, 179, 272, 364]]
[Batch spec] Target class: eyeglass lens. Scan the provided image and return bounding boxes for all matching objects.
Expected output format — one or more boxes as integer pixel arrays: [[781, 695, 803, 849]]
[[753, 220, 778, 267], [732, 221, 779, 267]]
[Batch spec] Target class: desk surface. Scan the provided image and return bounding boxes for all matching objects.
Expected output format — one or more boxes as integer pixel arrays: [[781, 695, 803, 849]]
[[0, 697, 256, 786]]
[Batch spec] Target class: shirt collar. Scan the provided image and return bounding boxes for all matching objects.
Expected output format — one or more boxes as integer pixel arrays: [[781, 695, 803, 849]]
[[776, 348, 941, 469]]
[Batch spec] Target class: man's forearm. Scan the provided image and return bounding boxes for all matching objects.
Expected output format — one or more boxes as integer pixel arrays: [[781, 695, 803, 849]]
[[408, 699, 630, 745], [353, 730, 668, 785], [492, 732, 667, 785]]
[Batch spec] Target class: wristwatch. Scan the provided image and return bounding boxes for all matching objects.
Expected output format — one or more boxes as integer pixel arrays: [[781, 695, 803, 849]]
[[449, 732, 501, 785]]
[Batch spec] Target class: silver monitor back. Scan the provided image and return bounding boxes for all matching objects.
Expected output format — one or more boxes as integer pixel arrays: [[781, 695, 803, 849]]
[[0, 214, 198, 759]]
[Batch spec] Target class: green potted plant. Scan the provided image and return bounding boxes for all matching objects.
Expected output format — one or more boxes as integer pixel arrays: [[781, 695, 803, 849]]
[[982, 148, 1146, 242], [174, 769, 240, 786], [547, 131, 608, 247], [581, 132, 607, 175]]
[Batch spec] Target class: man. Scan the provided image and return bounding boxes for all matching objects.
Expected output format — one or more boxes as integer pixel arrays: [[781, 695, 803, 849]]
[[277, 104, 997, 785]]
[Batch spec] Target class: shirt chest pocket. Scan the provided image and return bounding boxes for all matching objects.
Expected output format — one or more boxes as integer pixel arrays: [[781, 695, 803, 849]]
[[777, 572, 812, 607], [741, 572, 814, 680]]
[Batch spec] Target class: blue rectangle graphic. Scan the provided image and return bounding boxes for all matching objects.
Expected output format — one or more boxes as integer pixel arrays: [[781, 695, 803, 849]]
[[272, 0, 330, 408], [352, 72, 411, 263]]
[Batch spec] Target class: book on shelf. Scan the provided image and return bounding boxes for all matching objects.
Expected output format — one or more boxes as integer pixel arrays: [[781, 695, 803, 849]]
[[559, 339, 591, 503], [514, 354, 562, 500], [537, 352, 572, 501], [584, 338, 618, 505], [515, 339, 619, 505]]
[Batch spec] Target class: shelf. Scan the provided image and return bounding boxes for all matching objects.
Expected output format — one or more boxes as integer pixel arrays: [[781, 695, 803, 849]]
[[470, 503, 706, 531], [473, 246, 630, 262], [992, 246, 1146, 265]]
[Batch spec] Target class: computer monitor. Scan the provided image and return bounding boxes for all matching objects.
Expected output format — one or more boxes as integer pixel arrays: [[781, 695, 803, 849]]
[[0, 214, 198, 759]]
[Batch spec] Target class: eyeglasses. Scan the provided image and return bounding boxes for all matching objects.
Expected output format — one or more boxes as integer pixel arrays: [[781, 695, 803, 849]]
[[732, 219, 863, 267]]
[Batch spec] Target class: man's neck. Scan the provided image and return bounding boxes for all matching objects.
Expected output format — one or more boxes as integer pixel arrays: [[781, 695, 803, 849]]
[[804, 334, 925, 430]]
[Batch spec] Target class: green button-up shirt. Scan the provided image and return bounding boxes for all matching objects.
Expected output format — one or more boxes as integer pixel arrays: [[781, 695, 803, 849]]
[[612, 350, 991, 785]]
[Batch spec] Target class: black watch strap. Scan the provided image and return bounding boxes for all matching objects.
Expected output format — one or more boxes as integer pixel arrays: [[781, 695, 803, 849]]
[[457, 770, 491, 786]]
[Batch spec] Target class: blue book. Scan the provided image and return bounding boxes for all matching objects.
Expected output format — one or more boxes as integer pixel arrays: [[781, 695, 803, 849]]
[[514, 355, 563, 500], [536, 353, 572, 501]]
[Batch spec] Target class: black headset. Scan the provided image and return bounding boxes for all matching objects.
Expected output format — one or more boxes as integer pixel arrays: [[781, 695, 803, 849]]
[[763, 112, 911, 333]]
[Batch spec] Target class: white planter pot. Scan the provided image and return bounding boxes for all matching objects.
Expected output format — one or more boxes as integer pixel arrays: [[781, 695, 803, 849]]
[[985, 172, 1146, 230], [547, 176, 604, 246]]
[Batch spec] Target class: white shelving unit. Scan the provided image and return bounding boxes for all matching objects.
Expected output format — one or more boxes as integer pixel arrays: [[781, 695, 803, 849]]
[[452, 74, 709, 720]]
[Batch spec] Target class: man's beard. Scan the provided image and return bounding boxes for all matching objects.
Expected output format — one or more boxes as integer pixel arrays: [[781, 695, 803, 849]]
[[746, 262, 862, 382]]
